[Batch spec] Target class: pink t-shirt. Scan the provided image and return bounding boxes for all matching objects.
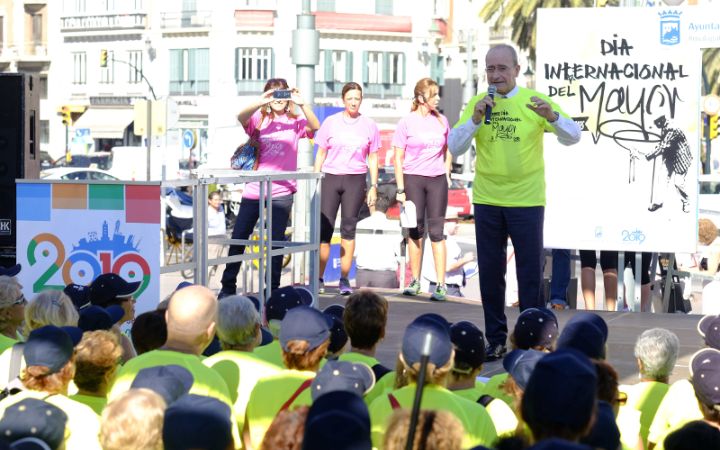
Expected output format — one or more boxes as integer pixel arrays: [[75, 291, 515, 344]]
[[242, 111, 310, 200], [392, 112, 449, 177], [315, 113, 380, 175]]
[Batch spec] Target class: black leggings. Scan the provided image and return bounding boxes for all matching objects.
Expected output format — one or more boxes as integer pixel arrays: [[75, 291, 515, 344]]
[[320, 173, 367, 243], [404, 174, 448, 242], [580, 250, 618, 271]]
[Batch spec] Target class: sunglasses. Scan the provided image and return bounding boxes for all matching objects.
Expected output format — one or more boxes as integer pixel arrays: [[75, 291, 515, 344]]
[[13, 295, 26, 306]]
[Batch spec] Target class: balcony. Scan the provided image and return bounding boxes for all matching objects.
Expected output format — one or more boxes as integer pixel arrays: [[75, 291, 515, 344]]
[[236, 80, 267, 95], [363, 83, 402, 99], [161, 11, 212, 28], [61, 13, 147, 31], [170, 80, 210, 96]]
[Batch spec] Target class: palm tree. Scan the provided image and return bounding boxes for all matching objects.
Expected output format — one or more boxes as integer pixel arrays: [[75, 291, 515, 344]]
[[478, 0, 617, 66], [704, 49, 720, 95]]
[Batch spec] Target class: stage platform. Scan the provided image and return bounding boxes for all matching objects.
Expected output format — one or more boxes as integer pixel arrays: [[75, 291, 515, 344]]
[[317, 289, 703, 385]]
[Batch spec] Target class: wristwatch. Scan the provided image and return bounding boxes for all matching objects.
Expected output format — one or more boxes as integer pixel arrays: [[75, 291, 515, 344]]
[[397, 189, 405, 194]]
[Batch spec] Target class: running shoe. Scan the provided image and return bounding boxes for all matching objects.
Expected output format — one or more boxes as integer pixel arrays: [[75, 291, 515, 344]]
[[403, 279, 421, 296], [431, 284, 448, 302], [339, 278, 352, 296]]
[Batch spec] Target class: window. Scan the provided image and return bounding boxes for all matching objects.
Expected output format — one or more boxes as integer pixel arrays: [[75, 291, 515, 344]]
[[364, 51, 404, 84], [316, 0, 335, 12], [73, 52, 87, 85], [169, 48, 209, 95], [31, 14, 42, 45], [375, 0, 393, 15], [318, 49, 352, 83], [63, 0, 86, 14], [235, 47, 273, 81], [39, 76, 48, 100], [40, 120, 49, 145], [127, 50, 143, 84], [100, 50, 114, 84], [0, 17, 4, 52]]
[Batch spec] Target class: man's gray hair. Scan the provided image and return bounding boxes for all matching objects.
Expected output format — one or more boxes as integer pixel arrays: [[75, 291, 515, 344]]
[[634, 328, 680, 380], [216, 295, 260, 347], [489, 43, 519, 66]]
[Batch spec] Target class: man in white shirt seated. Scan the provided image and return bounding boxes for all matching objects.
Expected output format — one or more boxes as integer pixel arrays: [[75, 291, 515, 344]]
[[354, 191, 402, 288]]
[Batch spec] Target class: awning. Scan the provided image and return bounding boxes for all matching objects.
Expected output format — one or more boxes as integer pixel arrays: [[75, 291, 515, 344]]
[[73, 108, 134, 139]]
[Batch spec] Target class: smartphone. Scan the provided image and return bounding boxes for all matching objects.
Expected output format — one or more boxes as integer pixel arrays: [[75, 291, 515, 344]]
[[272, 89, 292, 99]]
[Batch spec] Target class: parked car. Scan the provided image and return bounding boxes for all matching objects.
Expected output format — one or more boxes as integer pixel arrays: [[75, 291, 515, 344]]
[[52, 152, 112, 171], [40, 167, 119, 181]]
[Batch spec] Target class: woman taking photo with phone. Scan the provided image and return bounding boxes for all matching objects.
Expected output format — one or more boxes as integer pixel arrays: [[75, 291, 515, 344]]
[[393, 78, 451, 301], [313, 82, 380, 295], [219, 78, 320, 298]]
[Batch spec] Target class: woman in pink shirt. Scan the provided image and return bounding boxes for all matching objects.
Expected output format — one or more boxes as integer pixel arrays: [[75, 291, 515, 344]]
[[313, 82, 380, 295], [393, 78, 451, 301], [219, 78, 320, 297]]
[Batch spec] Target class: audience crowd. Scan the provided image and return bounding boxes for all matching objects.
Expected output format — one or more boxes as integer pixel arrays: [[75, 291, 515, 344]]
[[0, 267, 717, 450]]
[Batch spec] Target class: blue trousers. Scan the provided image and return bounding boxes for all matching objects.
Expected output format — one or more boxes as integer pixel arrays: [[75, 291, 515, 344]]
[[221, 195, 293, 293], [474, 204, 545, 346], [549, 249, 571, 302]]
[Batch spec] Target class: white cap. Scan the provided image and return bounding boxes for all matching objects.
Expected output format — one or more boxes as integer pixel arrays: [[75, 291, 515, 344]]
[[400, 201, 417, 228]]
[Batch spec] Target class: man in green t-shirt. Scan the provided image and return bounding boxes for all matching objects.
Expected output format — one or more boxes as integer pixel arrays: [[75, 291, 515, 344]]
[[448, 44, 581, 362]]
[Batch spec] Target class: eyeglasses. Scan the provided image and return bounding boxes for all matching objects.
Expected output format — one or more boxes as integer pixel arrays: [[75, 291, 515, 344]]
[[12, 295, 26, 306], [615, 391, 628, 406]]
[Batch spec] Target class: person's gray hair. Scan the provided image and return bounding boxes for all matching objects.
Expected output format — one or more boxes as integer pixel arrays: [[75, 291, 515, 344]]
[[634, 328, 680, 380], [216, 295, 260, 347], [489, 43, 519, 66]]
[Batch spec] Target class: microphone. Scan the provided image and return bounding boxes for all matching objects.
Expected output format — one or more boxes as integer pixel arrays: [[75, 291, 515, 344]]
[[484, 85, 497, 125]]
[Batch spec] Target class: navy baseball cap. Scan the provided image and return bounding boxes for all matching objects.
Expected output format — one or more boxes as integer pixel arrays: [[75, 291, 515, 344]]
[[163, 394, 233, 450], [63, 283, 91, 311], [557, 318, 606, 360], [23, 326, 79, 374], [0, 264, 21, 277], [698, 315, 720, 350], [78, 305, 125, 332], [690, 348, 720, 407], [295, 286, 314, 306], [266, 286, 311, 322], [581, 400, 621, 450], [450, 321, 486, 369], [521, 349, 597, 431], [89, 273, 141, 306], [130, 365, 194, 406], [303, 391, 372, 450], [402, 314, 453, 368], [323, 305, 348, 354], [311, 360, 375, 401], [567, 312, 608, 341], [513, 308, 559, 350], [0, 398, 67, 449], [279, 306, 332, 352], [175, 281, 193, 291], [502, 349, 545, 390]]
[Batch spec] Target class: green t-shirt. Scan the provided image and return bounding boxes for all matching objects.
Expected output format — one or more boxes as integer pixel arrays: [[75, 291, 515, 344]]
[[108, 349, 233, 406], [338, 352, 391, 405], [245, 369, 315, 449], [0, 334, 16, 355], [69, 393, 107, 416], [619, 381, 669, 447], [450, 381, 518, 437], [482, 373, 515, 410], [455, 87, 566, 207], [203, 350, 281, 433], [253, 340, 283, 368], [647, 379, 703, 449], [0, 390, 102, 450], [368, 383, 497, 449]]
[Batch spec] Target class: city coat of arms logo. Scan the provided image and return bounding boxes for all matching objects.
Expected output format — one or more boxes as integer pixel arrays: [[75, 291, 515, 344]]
[[659, 10, 681, 46]]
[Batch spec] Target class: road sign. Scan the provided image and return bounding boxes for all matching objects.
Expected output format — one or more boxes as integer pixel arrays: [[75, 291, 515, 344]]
[[182, 129, 196, 151]]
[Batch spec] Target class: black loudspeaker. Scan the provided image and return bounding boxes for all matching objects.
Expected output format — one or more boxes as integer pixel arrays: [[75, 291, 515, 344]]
[[0, 73, 40, 262]]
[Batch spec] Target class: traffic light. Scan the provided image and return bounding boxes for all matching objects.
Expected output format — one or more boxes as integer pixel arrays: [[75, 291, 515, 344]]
[[711, 114, 719, 141], [100, 49, 108, 68], [58, 106, 72, 126]]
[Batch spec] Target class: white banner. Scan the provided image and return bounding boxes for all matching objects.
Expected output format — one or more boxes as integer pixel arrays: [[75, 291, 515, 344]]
[[538, 7, 702, 253]]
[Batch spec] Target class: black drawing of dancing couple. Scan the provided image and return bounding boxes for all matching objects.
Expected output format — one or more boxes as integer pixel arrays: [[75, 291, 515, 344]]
[[630, 114, 692, 214]]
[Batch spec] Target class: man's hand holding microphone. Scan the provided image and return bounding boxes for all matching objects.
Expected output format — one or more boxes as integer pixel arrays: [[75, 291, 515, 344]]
[[471, 85, 497, 125]]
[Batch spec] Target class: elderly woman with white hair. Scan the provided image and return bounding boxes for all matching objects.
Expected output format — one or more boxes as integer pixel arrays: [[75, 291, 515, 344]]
[[619, 327, 680, 449], [203, 295, 280, 438], [0, 276, 25, 351]]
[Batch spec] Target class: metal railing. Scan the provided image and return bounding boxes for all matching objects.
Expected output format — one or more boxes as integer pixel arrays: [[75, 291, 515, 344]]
[[160, 10, 212, 28], [161, 171, 323, 305], [169, 80, 210, 96]]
